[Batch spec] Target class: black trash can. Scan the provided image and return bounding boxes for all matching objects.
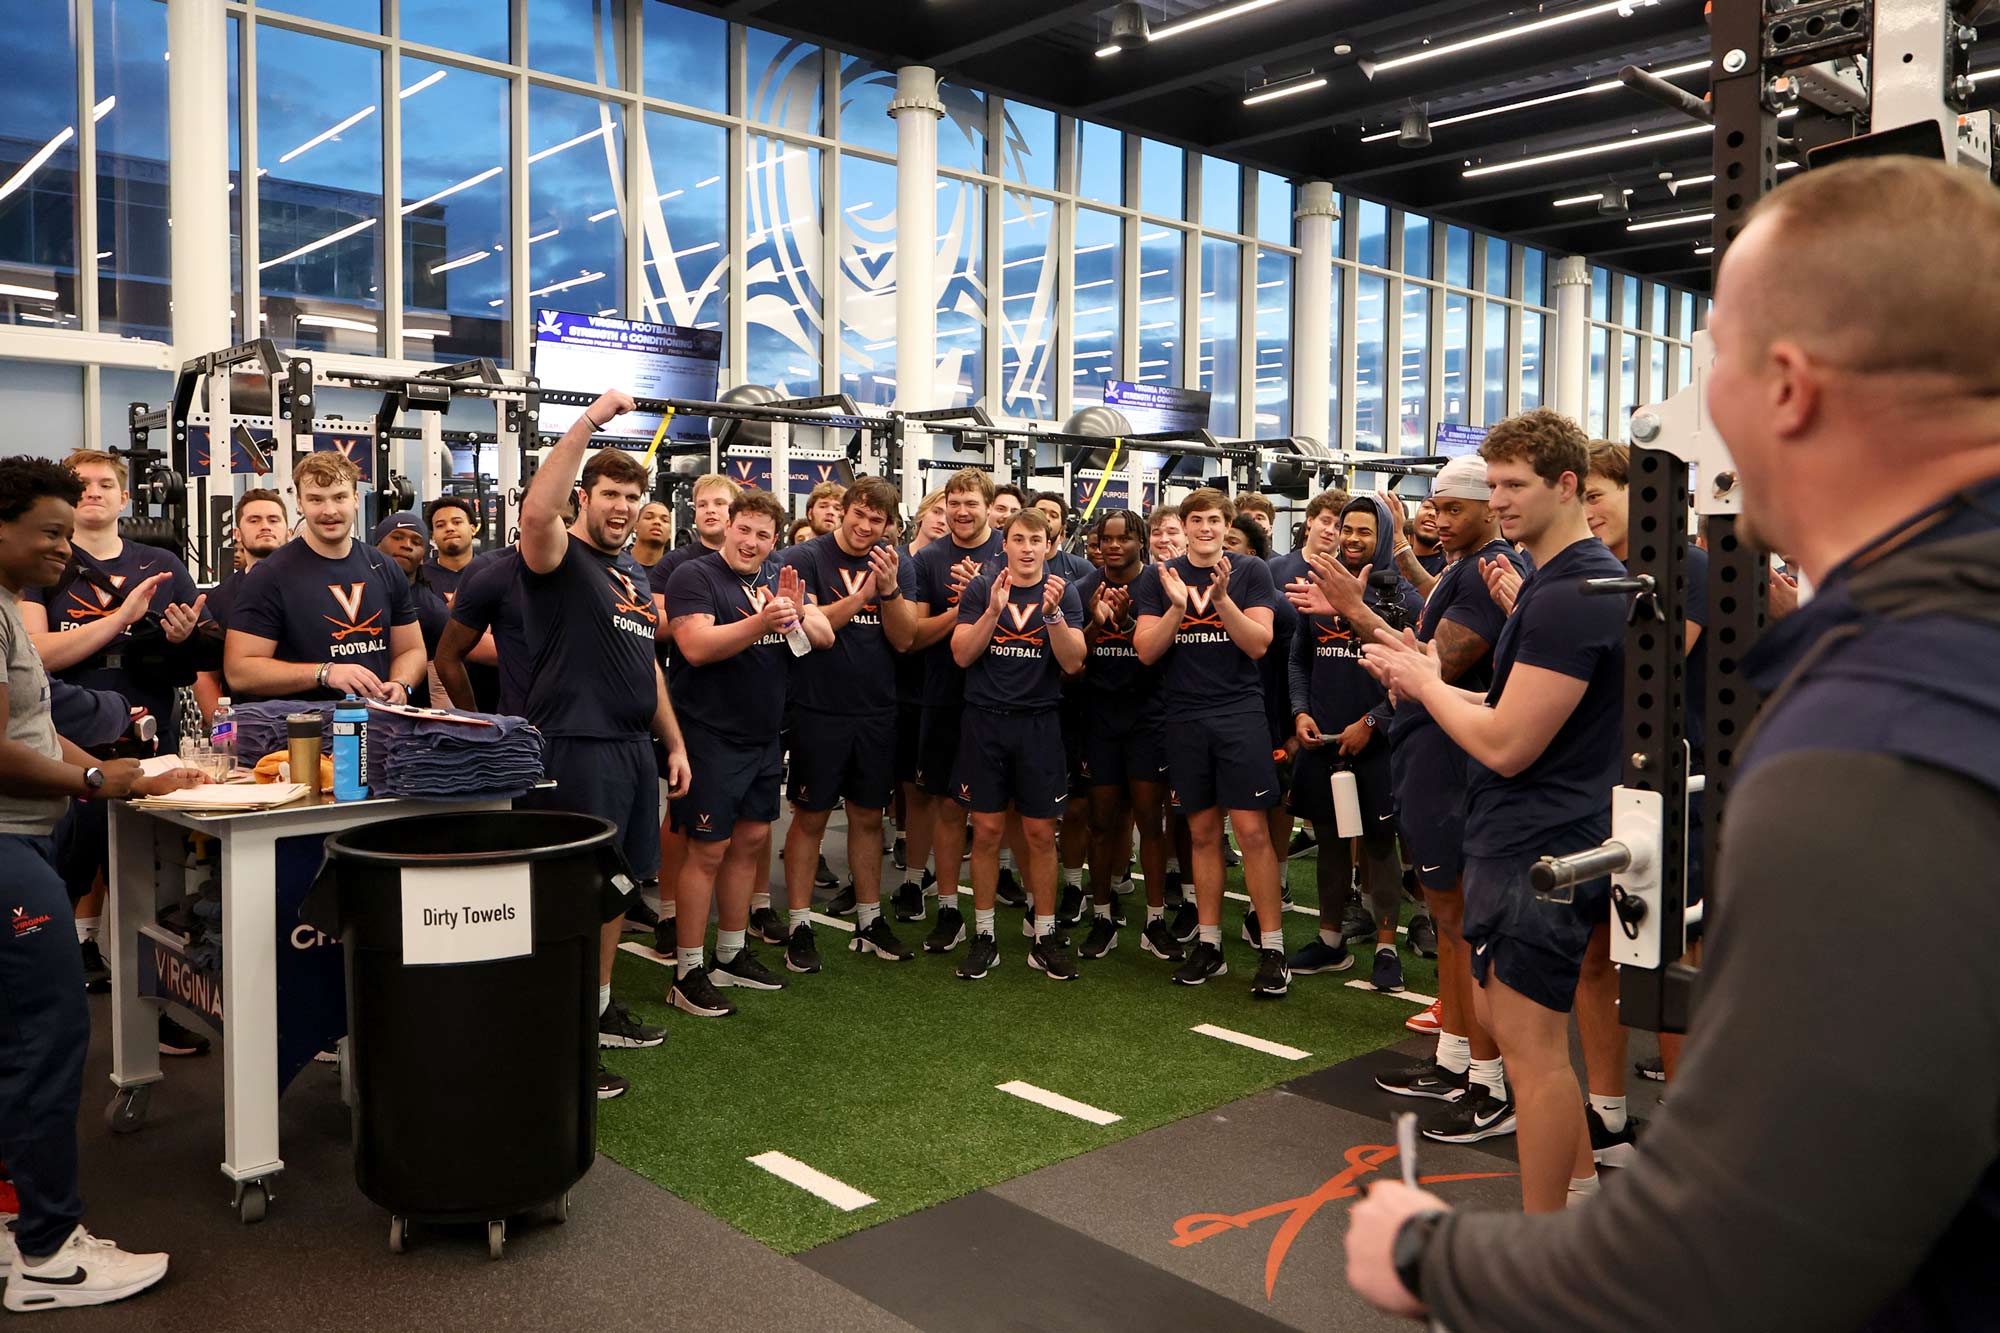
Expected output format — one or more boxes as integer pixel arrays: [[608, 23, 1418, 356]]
[[303, 811, 632, 1257]]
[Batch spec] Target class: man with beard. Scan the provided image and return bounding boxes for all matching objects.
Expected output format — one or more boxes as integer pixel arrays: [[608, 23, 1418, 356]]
[[421, 495, 492, 607], [194, 489, 286, 724]]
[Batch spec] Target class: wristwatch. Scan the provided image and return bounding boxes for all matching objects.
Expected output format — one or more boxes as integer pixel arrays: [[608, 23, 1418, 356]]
[[1364, 714, 1377, 728], [82, 766, 106, 796], [315, 662, 332, 689], [1393, 1209, 1447, 1300]]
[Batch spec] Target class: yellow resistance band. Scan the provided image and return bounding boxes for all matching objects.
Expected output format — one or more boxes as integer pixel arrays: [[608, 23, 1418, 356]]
[[641, 407, 676, 467], [1075, 437, 1125, 527]]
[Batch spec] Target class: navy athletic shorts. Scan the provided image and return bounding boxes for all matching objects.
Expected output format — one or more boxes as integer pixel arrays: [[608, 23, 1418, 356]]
[[523, 735, 660, 880], [788, 707, 896, 812], [1061, 693, 1088, 795], [1163, 709, 1281, 815], [1461, 837, 1610, 1014], [894, 700, 923, 785], [1079, 695, 1166, 789], [669, 723, 783, 842], [952, 707, 1070, 820], [914, 705, 961, 798], [1290, 736, 1394, 829], [1391, 725, 1469, 893]]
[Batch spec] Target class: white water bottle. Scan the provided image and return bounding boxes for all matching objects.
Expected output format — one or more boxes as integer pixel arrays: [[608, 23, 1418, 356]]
[[210, 697, 236, 765], [1330, 767, 1363, 839]]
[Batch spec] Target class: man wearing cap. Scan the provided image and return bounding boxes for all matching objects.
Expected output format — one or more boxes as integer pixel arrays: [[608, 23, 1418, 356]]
[[374, 511, 452, 707]]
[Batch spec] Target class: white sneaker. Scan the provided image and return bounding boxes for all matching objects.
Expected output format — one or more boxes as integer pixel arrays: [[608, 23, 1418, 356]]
[[2, 1225, 168, 1312], [1, 1218, 17, 1279]]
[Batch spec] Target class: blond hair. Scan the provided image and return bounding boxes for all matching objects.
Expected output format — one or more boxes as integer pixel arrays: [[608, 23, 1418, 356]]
[[63, 449, 127, 489]]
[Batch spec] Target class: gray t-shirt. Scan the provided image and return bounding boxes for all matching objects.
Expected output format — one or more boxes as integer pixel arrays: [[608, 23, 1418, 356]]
[[0, 587, 68, 835]]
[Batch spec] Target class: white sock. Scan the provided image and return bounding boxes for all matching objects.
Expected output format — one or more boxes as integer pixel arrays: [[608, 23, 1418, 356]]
[[662, 901, 677, 920], [675, 946, 704, 978], [1469, 1056, 1506, 1099], [1035, 916, 1054, 939], [599, 984, 612, 1015], [941, 890, 962, 914], [790, 908, 812, 932], [856, 901, 881, 928], [716, 928, 745, 964], [1260, 929, 1283, 951], [1567, 1173, 1601, 1205], [1319, 925, 1342, 949], [1198, 924, 1222, 946], [1436, 1032, 1471, 1075], [751, 891, 771, 912], [1146, 904, 1163, 925], [1095, 902, 1114, 921], [1589, 1094, 1628, 1134], [641, 889, 664, 914], [974, 908, 996, 937], [1062, 867, 1082, 888], [1166, 857, 1181, 874], [75, 916, 100, 945], [999, 848, 1014, 871]]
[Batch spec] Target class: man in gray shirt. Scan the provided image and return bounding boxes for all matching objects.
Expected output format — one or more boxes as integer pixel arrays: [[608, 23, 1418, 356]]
[[0, 457, 205, 1314]]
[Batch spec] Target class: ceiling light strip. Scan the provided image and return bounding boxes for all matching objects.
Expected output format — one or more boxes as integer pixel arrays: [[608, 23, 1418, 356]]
[[1463, 123, 1710, 178]]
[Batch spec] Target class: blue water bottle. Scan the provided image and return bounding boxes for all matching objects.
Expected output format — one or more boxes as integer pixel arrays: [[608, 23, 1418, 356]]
[[332, 695, 369, 801]]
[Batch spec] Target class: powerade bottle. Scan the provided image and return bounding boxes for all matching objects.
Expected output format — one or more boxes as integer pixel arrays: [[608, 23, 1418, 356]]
[[332, 696, 369, 801], [210, 697, 235, 765]]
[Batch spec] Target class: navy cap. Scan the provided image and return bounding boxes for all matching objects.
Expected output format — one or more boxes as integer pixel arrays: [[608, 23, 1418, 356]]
[[371, 511, 424, 544]]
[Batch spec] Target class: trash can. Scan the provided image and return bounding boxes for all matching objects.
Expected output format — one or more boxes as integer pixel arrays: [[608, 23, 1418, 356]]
[[302, 811, 632, 1258]]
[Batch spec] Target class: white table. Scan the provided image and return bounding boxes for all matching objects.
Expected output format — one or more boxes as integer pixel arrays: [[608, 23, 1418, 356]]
[[106, 791, 511, 1223]]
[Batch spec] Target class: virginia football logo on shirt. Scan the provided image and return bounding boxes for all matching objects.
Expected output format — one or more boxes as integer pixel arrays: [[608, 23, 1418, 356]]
[[990, 600, 1047, 658], [607, 566, 658, 642], [833, 566, 881, 621], [1177, 581, 1230, 642], [55, 572, 126, 631], [735, 583, 789, 648], [325, 582, 385, 655]]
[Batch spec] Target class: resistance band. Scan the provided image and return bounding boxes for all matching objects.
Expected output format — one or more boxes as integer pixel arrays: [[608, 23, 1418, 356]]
[[641, 406, 676, 467], [1073, 437, 1125, 533]]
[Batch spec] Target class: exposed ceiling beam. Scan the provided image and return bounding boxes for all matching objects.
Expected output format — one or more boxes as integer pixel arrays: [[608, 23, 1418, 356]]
[[924, 0, 1107, 66]]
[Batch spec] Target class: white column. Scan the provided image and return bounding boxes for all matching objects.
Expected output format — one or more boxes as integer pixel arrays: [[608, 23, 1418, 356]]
[[890, 66, 944, 412], [1553, 255, 1590, 426], [1292, 182, 1338, 445], [167, 0, 234, 361]]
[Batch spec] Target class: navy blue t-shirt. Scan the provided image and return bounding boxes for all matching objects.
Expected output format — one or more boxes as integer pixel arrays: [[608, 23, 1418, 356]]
[[28, 541, 200, 725], [1072, 567, 1158, 708], [893, 541, 927, 706], [421, 550, 495, 610], [1390, 539, 1525, 746], [649, 540, 722, 676], [519, 534, 659, 739], [898, 531, 1006, 709], [228, 539, 418, 702], [780, 532, 896, 716], [1047, 550, 1093, 585], [1417, 548, 1449, 578], [202, 567, 248, 634], [449, 549, 526, 716], [956, 571, 1083, 712], [665, 550, 790, 744], [1130, 553, 1282, 719], [1465, 537, 1629, 858]]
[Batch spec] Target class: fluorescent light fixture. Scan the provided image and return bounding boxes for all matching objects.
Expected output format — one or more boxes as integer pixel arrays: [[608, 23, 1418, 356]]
[[1693, 245, 1715, 255], [1004, 210, 1047, 225], [527, 227, 560, 244], [1777, 159, 1800, 172], [843, 200, 875, 213], [1097, 0, 1287, 56], [672, 241, 719, 258], [279, 105, 376, 164], [597, 308, 617, 316], [659, 188, 685, 202], [1668, 172, 1715, 192], [1554, 189, 1632, 206], [1243, 75, 1327, 107], [400, 70, 446, 98], [488, 299, 504, 307], [1464, 123, 1710, 178], [297, 314, 378, 334], [404, 328, 445, 340], [1372, 1, 1662, 74], [0, 127, 75, 206], [1140, 268, 1168, 278], [588, 206, 619, 222], [260, 216, 378, 269], [401, 165, 503, 215], [18, 312, 59, 324], [92, 96, 115, 121], [1361, 58, 1708, 142], [528, 126, 607, 164], [528, 271, 607, 298], [0, 282, 60, 301], [96, 251, 113, 260], [695, 175, 720, 188], [428, 249, 491, 276], [1626, 210, 1713, 232], [1972, 67, 2000, 84], [1076, 278, 1113, 290], [1076, 242, 1116, 255], [745, 149, 804, 173]]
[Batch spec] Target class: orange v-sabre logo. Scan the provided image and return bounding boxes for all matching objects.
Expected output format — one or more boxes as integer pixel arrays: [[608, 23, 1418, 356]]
[[1314, 617, 1353, 645], [608, 568, 653, 618], [834, 566, 878, 611], [1170, 1142, 1512, 1300], [1181, 583, 1224, 629], [324, 583, 383, 640], [993, 601, 1045, 647]]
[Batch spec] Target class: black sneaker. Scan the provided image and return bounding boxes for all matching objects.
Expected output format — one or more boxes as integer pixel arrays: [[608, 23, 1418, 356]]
[[158, 1013, 211, 1057], [749, 906, 789, 944], [785, 923, 821, 974], [1055, 884, 1085, 927], [713, 948, 785, 991], [1140, 917, 1186, 961], [622, 892, 660, 934], [598, 1000, 667, 1049], [1113, 866, 1135, 896], [1287, 828, 1317, 859], [1170, 940, 1228, 986], [1371, 946, 1405, 993], [1374, 1059, 1468, 1101], [891, 880, 925, 922], [1078, 915, 1119, 959], [892, 836, 907, 870], [1018, 913, 1069, 949], [1028, 934, 1078, 981], [1239, 908, 1262, 947], [1406, 912, 1439, 959], [1342, 896, 1377, 947], [1221, 841, 1241, 868], [1422, 1086, 1517, 1143], [815, 856, 839, 890], [957, 931, 1000, 980], [1587, 1106, 1644, 1168], [1287, 936, 1354, 974], [995, 868, 1028, 908], [1162, 869, 1186, 907], [1251, 948, 1290, 999], [1281, 882, 1294, 907], [924, 905, 966, 953], [597, 1063, 630, 1100], [1635, 1055, 1667, 1082], [80, 939, 110, 995], [1168, 902, 1199, 944], [652, 919, 678, 957], [1109, 898, 1128, 927], [851, 916, 914, 961], [670, 966, 737, 1018], [824, 883, 857, 917]]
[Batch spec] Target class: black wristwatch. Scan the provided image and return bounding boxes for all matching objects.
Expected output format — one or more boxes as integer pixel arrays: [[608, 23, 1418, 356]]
[[1393, 1210, 1446, 1300], [82, 766, 106, 796]]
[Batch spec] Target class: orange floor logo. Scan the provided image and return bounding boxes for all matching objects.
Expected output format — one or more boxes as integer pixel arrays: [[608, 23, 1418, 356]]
[[1170, 1142, 1512, 1300]]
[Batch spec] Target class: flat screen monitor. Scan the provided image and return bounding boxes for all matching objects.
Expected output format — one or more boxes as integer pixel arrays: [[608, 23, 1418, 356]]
[[1435, 422, 1489, 460], [532, 310, 721, 444], [1103, 381, 1212, 436]]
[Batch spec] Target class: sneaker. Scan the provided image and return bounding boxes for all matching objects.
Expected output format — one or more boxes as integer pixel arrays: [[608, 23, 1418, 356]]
[[1028, 934, 1078, 980], [851, 916, 914, 961], [1635, 1055, 1667, 1083], [956, 932, 1000, 980], [1280, 882, 1294, 907], [1371, 946, 1405, 993], [824, 883, 857, 917], [596, 1064, 630, 1101], [1078, 915, 1119, 959], [0, 1222, 14, 1279], [815, 856, 839, 890], [652, 920, 678, 957], [994, 868, 1027, 908], [1406, 912, 1439, 960], [3, 1226, 168, 1313], [891, 880, 925, 922], [1170, 940, 1228, 986], [1140, 918, 1186, 961], [1221, 841, 1241, 868], [158, 1013, 210, 1057], [1239, 909, 1262, 947], [1341, 896, 1377, 947], [1406, 998, 1444, 1035], [1286, 937, 1354, 975], [785, 923, 821, 974], [1055, 884, 1085, 927], [598, 1000, 666, 1049], [312, 1045, 340, 1065], [892, 836, 907, 870], [1109, 898, 1128, 928], [1587, 1106, 1644, 1168], [1168, 902, 1199, 944], [1422, 1086, 1517, 1143], [1250, 948, 1290, 999], [1287, 828, 1317, 859], [1112, 870, 1135, 897], [622, 893, 660, 934], [79, 939, 110, 995], [1373, 1058, 1468, 1101], [923, 905, 966, 954], [713, 948, 785, 991], [669, 966, 737, 1018], [1162, 869, 1185, 907], [749, 906, 789, 945], [1018, 914, 1069, 949]]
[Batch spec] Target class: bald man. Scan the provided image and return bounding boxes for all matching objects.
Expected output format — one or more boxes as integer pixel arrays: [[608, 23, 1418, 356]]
[[1348, 156, 2000, 1331]]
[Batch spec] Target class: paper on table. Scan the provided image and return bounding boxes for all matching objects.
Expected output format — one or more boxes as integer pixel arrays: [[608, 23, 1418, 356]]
[[363, 700, 497, 727], [133, 782, 311, 812]]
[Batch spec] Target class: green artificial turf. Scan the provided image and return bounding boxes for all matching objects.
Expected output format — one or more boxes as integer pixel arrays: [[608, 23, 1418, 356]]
[[596, 858, 1434, 1254]]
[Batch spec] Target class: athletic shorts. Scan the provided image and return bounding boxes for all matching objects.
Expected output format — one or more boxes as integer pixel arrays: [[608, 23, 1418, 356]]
[[1391, 726, 1469, 893], [1079, 695, 1166, 789], [952, 707, 1070, 820], [669, 723, 783, 843], [1461, 843, 1610, 1014], [1060, 693, 1088, 794], [788, 707, 896, 812], [913, 705, 962, 798], [523, 735, 661, 880], [894, 700, 924, 785], [1290, 737, 1393, 829], [1163, 709, 1281, 815]]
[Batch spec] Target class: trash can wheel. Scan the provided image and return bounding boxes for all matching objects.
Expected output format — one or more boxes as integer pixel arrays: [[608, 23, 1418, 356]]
[[105, 1084, 150, 1134], [487, 1220, 505, 1260], [235, 1180, 269, 1225], [550, 1192, 570, 1225]]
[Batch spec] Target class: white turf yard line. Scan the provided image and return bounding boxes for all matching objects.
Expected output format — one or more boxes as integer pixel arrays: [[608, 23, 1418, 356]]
[[1191, 1023, 1311, 1061], [996, 1080, 1123, 1126], [618, 941, 672, 966], [1223, 888, 1409, 934], [747, 1151, 876, 1212], [1344, 979, 1438, 1006], [809, 912, 855, 933]]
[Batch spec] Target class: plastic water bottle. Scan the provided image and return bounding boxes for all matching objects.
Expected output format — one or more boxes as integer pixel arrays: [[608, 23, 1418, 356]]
[[332, 696, 369, 801], [209, 697, 235, 766]]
